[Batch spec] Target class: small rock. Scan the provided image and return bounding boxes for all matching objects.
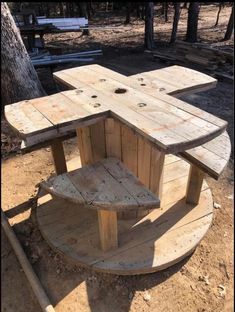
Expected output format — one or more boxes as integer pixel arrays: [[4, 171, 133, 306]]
[[225, 194, 233, 200], [218, 285, 226, 297], [223, 232, 228, 237], [143, 291, 151, 302], [213, 202, 221, 209], [198, 275, 210, 285], [56, 268, 61, 274], [190, 284, 196, 290]]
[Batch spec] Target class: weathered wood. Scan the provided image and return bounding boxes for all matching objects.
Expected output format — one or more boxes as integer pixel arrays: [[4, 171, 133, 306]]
[[180, 131, 231, 179], [37, 156, 213, 275], [186, 165, 204, 204], [98, 210, 118, 251], [150, 147, 165, 200], [6, 67, 227, 154], [40, 158, 160, 211], [51, 139, 67, 175]]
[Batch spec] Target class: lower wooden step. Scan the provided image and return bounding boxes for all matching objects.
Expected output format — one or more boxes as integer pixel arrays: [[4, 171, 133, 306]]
[[36, 155, 213, 275]]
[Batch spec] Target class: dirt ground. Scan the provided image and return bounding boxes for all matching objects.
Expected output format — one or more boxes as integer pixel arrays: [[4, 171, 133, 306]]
[[1, 4, 234, 312]]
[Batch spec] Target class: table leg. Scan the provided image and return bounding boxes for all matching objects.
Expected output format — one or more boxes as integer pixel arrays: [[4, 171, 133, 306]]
[[98, 210, 118, 252], [186, 164, 204, 205], [150, 147, 165, 202], [51, 139, 67, 175]]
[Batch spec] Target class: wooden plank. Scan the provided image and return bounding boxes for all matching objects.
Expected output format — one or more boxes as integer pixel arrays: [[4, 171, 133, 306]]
[[150, 147, 165, 201], [76, 127, 93, 166], [121, 125, 138, 175], [101, 158, 160, 208], [4, 100, 55, 138], [105, 118, 122, 159], [40, 175, 84, 204], [90, 121, 106, 162], [137, 137, 151, 187], [98, 210, 118, 251], [186, 165, 205, 205], [51, 139, 67, 175]]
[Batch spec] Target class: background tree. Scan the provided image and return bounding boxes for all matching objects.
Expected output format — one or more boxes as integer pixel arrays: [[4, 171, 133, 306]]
[[144, 2, 154, 50], [125, 2, 131, 24], [214, 3, 223, 27], [170, 2, 181, 43], [186, 2, 200, 42], [1, 2, 45, 107], [223, 3, 234, 40]]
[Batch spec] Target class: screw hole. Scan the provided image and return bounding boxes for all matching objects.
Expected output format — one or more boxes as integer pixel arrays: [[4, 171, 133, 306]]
[[91, 95, 97, 98], [114, 88, 127, 94], [140, 83, 146, 86], [137, 103, 147, 107], [159, 87, 165, 91], [76, 90, 83, 94], [93, 103, 101, 108]]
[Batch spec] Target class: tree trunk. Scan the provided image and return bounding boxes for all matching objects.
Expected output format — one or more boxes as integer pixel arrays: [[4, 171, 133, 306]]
[[144, 2, 154, 50], [183, 2, 188, 9], [214, 3, 222, 27], [224, 4, 234, 40], [1, 2, 46, 107], [125, 2, 131, 24], [59, 3, 64, 17], [186, 2, 200, 43], [164, 2, 168, 22], [170, 3, 181, 43]]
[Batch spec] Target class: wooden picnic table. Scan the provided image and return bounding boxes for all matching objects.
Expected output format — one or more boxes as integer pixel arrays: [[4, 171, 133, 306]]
[[5, 64, 230, 274]]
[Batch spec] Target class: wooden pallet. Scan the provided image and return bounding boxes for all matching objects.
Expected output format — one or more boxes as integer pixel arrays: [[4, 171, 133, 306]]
[[36, 155, 213, 275]]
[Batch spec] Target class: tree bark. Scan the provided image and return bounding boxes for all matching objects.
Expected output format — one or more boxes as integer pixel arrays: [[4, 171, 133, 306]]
[[144, 2, 154, 50], [214, 3, 223, 27], [164, 2, 168, 22], [125, 2, 131, 24], [186, 2, 200, 43], [224, 4, 234, 40], [59, 3, 64, 17], [1, 2, 46, 107], [170, 3, 181, 43]]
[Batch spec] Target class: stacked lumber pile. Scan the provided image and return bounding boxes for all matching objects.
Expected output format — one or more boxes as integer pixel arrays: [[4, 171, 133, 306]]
[[152, 40, 233, 82]]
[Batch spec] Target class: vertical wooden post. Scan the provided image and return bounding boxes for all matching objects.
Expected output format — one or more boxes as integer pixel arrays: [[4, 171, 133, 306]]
[[98, 210, 118, 252], [150, 147, 165, 202], [51, 139, 67, 175], [186, 164, 204, 204]]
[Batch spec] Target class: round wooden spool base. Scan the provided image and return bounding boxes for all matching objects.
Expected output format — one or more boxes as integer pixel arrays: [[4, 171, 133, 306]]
[[36, 156, 213, 275]]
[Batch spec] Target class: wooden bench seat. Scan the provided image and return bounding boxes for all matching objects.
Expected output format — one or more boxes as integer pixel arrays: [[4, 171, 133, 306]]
[[178, 131, 231, 205], [41, 157, 160, 210], [41, 157, 160, 251], [180, 131, 231, 180]]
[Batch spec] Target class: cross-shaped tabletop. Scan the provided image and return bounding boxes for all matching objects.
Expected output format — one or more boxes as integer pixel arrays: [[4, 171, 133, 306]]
[[5, 64, 227, 154]]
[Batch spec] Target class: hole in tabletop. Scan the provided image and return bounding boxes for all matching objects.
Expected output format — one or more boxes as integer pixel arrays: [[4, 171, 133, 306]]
[[76, 90, 83, 94], [137, 103, 147, 107], [91, 95, 97, 98], [114, 88, 127, 94], [93, 103, 101, 108], [99, 79, 106, 82], [140, 83, 146, 86]]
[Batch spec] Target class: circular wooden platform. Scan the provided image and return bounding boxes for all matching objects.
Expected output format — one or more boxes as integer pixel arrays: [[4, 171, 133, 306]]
[[36, 156, 214, 275]]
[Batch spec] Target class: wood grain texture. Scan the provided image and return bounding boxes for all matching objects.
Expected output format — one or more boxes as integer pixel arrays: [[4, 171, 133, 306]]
[[186, 165, 205, 205], [6, 65, 227, 154], [51, 139, 67, 175], [98, 210, 118, 251], [37, 155, 213, 275], [40, 157, 160, 211]]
